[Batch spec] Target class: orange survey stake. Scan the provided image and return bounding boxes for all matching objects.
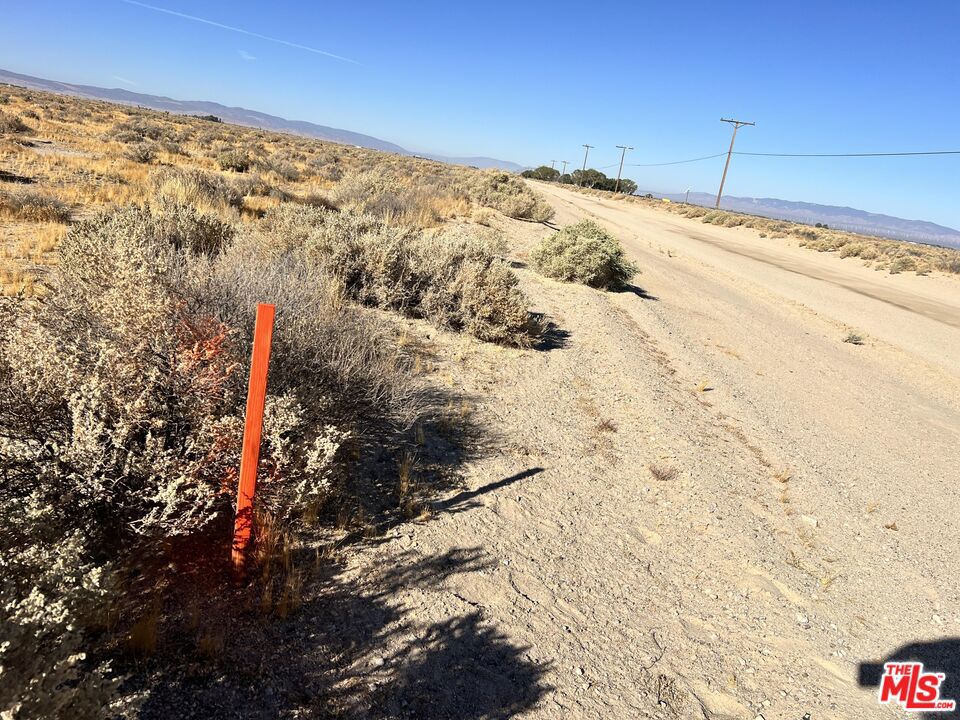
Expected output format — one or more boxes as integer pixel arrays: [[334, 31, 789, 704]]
[[231, 303, 276, 575]]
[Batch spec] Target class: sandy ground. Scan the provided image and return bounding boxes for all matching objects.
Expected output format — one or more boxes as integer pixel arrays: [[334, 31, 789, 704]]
[[320, 184, 960, 719]]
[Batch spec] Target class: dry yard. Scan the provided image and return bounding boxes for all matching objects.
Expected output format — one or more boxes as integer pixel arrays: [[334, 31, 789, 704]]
[[315, 183, 960, 719], [2, 88, 959, 719]]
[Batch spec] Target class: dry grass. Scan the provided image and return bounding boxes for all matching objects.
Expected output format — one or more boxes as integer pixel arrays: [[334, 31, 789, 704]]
[[773, 468, 793, 483], [0, 84, 552, 295], [556, 183, 960, 276], [0, 186, 70, 222], [648, 463, 678, 482], [595, 418, 618, 433]]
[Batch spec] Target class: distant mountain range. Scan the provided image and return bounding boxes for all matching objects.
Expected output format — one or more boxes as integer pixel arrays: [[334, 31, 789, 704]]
[[3, 68, 957, 246], [0, 68, 523, 171], [646, 190, 960, 248]]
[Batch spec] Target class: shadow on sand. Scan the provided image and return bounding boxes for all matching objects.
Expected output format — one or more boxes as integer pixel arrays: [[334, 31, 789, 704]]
[[858, 638, 960, 718], [616, 283, 658, 301], [136, 467, 552, 719]]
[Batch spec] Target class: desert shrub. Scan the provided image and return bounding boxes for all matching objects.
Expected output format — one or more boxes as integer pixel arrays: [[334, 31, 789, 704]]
[[0, 93, 9, 104], [108, 119, 166, 143], [124, 142, 156, 164], [838, 242, 866, 258], [467, 171, 554, 222], [0, 187, 70, 222], [332, 169, 460, 228], [531, 219, 638, 290], [158, 139, 186, 156], [252, 205, 536, 345], [230, 172, 276, 198], [0, 522, 120, 719], [889, 256, 917, 274], [0, 203, 421, 713], [315, 163, 343, 182], [333, 169, 416, 219], [150, 199, 236, 254], [149, 167, 243, 215], [305, 153, 339, 176], [0, 111, 32, 134], [257, 153, 300, 181], [294, 192, 338, 210], [216, 149, 251, 173]]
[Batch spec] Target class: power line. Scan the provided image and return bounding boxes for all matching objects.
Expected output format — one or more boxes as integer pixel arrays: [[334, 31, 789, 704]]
[[548, 144, 959, 186], [735, 149, 960, 157], [628, 153, 727, 167]]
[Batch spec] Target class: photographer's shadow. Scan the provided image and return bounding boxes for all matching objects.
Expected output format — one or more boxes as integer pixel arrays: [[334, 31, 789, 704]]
[[859, 638, 960, 718]]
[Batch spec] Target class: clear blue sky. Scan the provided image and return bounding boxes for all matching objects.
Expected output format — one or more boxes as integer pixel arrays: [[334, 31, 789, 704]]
[[3, 1, 959, 228]]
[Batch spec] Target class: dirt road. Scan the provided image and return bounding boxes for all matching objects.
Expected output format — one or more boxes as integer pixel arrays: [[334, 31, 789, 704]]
[[327, 184, 960, 719]]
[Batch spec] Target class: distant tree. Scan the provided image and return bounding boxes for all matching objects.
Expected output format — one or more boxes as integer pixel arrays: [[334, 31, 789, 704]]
[[558, 173, 573, 184], [617, 179, 638, 195], [571, 168, 608, 189], [521, 165, 560, 181]]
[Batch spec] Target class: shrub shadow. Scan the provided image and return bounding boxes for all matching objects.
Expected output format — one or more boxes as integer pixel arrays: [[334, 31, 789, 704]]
[[127, 355, 549, 718], [530, 314, 570, 352], [0, 169, 35, 184], [137, 543, 550, 719], [616, 283, 658, 300]]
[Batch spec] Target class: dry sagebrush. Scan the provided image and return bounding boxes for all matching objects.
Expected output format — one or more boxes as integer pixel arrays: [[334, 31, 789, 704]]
[[466, 170, 555, 223], [0, 204, 422, 716], [252, 204, 538, 346], [531, 219, 638, 289]]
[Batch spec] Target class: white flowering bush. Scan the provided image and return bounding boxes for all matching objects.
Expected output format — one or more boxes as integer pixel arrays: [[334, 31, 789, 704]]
[[0, 203, 420, 715]]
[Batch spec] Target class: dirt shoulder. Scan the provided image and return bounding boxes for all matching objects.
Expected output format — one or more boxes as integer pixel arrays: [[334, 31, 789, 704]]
[[316, 184, 959, 719]]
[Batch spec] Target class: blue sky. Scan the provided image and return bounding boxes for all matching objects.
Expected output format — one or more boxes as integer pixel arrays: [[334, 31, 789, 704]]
[[2, 1, 959, 228]]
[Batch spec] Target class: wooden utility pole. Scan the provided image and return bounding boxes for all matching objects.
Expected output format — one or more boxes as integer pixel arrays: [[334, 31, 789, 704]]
[[580, 144, 594, 185], [614, 145, 633, 193], [550, 160, 557, 170], [715, 118, 754, 208], [560, 160, 569, 176]]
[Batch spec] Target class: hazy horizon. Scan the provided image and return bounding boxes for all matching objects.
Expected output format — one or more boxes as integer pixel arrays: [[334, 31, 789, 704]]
[[2, 1, 958, 227]]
